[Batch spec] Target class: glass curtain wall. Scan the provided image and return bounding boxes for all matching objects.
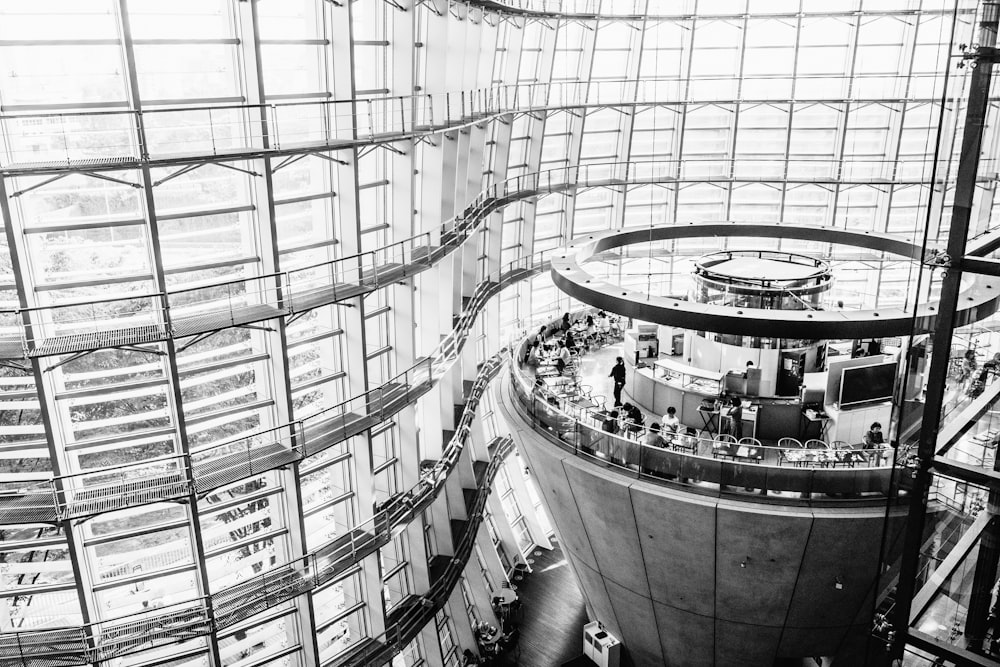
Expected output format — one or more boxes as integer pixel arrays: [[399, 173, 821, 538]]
[[0, 0, 998, 666]]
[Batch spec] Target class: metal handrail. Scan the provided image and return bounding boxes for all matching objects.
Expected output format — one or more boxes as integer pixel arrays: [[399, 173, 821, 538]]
[[0, 349, 514, 665]]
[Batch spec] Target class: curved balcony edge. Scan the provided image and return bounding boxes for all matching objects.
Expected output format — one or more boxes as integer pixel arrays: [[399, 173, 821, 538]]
[[459, 0, 963, 20], [3, 155, 969, 364], [0, 82, 962, 178], [550, 223, 997, 340], [504, 328, 912, 502], [331, 415, 517, 665], [0, 254, 544, 526], [0, 299, 523, 664]]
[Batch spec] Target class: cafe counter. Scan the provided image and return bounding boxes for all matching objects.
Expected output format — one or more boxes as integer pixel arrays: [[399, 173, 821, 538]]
[[626, 355, 801, 440]]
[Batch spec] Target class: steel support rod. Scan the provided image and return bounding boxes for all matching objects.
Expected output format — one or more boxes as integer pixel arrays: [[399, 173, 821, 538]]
[[891, 3, 999, 662]]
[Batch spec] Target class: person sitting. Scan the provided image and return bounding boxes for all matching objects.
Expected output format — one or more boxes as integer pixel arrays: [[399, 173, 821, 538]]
[[661, 406, 680, 437], [524, 340, 540, 367], [564, 329, 577, 352], [585, 314, 597, 343], [556, 341, 571, 375], [645, 423, 666, 448], [863, 421, 884, 450], [560, 312, 572, 332], [602, 410, 620, 434], [598, 311, 612, 337], [622, 403, 644, 436]]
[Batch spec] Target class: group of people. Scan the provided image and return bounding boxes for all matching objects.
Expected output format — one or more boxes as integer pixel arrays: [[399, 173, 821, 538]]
[[600, 402, 644, 437], [599, 401, 687, 448], [524, 311, 619, 376]]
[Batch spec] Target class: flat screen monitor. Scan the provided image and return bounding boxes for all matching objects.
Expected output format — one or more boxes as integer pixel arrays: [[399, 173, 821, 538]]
[[840, 361, 896, 408]]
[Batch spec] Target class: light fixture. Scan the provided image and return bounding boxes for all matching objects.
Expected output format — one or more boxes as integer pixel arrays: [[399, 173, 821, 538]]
[[834, 576, 844, 590]]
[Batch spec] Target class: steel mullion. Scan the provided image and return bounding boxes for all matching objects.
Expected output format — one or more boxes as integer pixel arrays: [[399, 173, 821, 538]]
[[891, 5, 999, 662], [115, 4, 222, 666]]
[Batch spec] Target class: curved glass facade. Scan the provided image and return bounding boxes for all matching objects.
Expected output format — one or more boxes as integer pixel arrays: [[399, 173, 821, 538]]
[[0, 0, 998, 666]]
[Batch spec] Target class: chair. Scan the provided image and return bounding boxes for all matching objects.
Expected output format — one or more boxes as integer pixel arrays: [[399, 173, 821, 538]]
[[713, 433, 737, 457], [830, 440, 850, 450], [804, 438, 828, 450], [737, 437, 763, 461], [578, 384, 593, 399], [778, 437, 803, 449]]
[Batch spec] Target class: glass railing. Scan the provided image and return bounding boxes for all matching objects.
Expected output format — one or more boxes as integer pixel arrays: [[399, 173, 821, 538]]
[[508, 340, 902, 501]]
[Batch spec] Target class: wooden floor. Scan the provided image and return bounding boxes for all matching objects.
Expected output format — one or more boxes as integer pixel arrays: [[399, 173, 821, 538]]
[[494, 538, 590, 667]]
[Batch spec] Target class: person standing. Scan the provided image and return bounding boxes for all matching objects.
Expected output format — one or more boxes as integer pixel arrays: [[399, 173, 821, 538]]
[[727, 395, 743, 440], [609, 356, 626, 407]]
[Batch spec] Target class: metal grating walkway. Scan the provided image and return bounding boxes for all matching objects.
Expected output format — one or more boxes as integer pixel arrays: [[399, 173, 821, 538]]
[[0, 337, 24, 359], [289, 283, 372, 312], [2, 155, 136, 172], [360, 262, 405, 287], [313, 527, 384, 584], [0, 629, 89, 666], [213, 569, 311, 629], [96, 607, 212, 661], [192, 443, 299, 495], [0, 491, 59, 524], [62, 473, 190, 520], [170, 304, 287, 339], [301, 411, 369, 457], [30, 324, 169, 359]]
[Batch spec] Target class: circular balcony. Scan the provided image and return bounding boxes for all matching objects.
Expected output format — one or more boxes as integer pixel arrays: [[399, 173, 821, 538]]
[[507, 325, 909, 502], [691, 250, 834, 311]]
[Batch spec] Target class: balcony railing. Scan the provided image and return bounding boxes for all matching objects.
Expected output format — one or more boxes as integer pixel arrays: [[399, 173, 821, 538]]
[[55, 454, 191, 521], [0, 250, 547, 528], [2, 149, 977, 363], [507, 333, 906, 501], [0, 158, 565, 362], [0, 348, 511, 665], [0, 81, 955, 176]]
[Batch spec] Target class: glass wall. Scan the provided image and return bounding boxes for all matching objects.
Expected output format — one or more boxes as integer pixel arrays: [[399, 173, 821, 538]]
[[0, 1, 996, 666]]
